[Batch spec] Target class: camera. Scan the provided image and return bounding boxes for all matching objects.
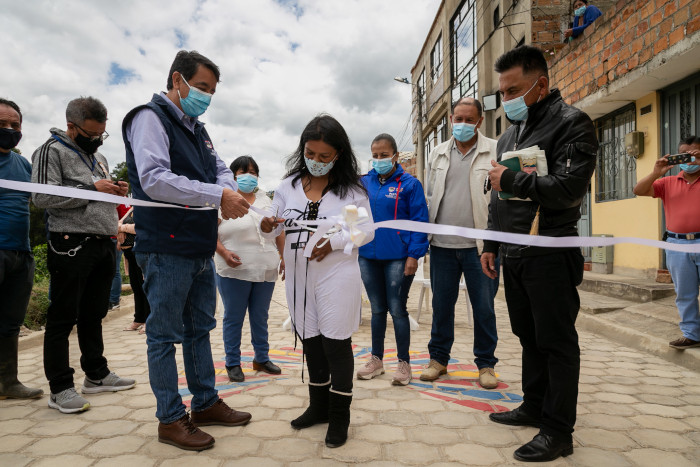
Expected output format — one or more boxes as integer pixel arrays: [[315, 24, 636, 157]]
[[666, 153, 693, 165]]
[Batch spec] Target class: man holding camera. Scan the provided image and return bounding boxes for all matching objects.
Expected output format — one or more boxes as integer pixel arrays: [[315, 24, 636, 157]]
[[32, 97, 135, 414], [633, 136, 700, 350]]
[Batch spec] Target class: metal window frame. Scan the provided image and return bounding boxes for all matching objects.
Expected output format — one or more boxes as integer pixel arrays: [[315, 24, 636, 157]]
[[594, 104, 637, 202]]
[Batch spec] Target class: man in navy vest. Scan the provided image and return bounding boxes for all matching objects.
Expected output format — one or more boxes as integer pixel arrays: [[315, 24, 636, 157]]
[[124, 50, 251, 451]]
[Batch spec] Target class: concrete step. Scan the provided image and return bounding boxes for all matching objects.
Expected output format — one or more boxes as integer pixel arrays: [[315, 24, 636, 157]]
[[579, 271, 676, 302]]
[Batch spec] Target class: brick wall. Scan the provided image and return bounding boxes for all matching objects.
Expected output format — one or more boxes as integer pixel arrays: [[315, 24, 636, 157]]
[[543, 0, 700, 104]]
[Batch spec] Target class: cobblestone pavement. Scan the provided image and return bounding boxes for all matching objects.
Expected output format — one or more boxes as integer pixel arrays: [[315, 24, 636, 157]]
[[2, 280, 700, 466]]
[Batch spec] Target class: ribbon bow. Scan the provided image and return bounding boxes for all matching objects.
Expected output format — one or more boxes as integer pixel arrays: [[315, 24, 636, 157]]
[[303, 205, 370, 257]]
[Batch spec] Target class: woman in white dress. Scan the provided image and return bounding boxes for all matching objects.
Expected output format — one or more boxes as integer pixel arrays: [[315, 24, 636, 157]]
[[216, 156, 285, 383], [261, 114, 373, 448]]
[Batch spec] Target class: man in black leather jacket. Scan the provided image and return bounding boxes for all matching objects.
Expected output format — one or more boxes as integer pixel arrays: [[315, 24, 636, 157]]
[[480, 46, 598, 462]]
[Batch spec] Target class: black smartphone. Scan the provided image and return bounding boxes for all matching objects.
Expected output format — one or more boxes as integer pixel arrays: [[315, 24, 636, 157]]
[[666, 153, 692, 165]]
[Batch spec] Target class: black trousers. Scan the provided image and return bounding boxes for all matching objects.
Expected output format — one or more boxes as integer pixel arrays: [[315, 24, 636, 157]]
[[302, 335, 354, 393], [123, 248, 150, 323], [0, 250, 34, 338], [502, 249, 584, 442], [44, 233, 114, 393]]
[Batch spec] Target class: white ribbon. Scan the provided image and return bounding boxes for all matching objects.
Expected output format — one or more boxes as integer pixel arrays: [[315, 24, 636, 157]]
[[4, 180, 700, 254]]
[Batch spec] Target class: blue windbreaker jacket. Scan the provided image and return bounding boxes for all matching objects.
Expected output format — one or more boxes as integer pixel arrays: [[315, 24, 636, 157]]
[[359, 163, 429, 260]]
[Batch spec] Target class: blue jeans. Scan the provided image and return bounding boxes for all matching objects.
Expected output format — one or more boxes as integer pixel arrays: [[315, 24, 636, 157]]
[[429, 246, 499, 369], [359, 257, 414, 362], [216, 275, 275, 367], [109, 240, 122, 305], [666, 236, 700, 341], [135, 252, 219, 424]]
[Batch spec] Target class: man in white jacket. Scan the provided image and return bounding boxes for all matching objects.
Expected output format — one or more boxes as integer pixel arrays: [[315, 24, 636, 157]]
[[422, 97, 500, 389]]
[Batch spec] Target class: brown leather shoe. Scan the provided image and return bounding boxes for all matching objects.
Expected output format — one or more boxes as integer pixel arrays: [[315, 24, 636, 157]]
[[669, 336, 700, 350], [191, 398, 252, 427], [158, 414, 214, 451]]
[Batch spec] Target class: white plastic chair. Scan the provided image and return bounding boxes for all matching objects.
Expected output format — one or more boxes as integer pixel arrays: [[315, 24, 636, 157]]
[[414, 256, 472, 327]]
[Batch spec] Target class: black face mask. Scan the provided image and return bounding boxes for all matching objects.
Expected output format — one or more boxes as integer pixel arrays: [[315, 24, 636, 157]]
[[74, 132, 103, 155], [0, 128, 22, 150]]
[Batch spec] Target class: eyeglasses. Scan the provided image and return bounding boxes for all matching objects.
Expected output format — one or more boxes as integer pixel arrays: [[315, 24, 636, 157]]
[[71, 122, 109, 141]]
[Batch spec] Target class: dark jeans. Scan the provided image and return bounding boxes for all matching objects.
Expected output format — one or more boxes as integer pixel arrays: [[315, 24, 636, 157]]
[[123, 248, 150, 323], [429, 246, 499, 369], [359, 257, 414, 362], [44, 234, 114, 393], [302, 334, 354, 393], [0, 250, 34, 338], [109, 239, 122, 305], [503, 249, 584, 442]]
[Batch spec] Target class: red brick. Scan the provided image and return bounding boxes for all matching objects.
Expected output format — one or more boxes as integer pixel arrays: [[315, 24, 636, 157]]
[[619, 46, 631, 62], [608, 53, 620, 69], [601, 48, 612, 61], [663, 2, 676, 17], [640, 2, 654, 17], [616, 63, 630, 77], [653, 36, 669, 54], [649, 11, 664, 27], [658, 17, 673, 36], [669, 26, 685, 46], [630, 37, 644, 54], [628, 54, 640, 69], [687, 16, 700, 34], [605, 33, 616, 46], [637, 20, 650, 35], [622, 5, 636, 21], [532, 21, 546, 32], [692, 0, 700, 16], [598, 75, 608, 87], [608, 70, 616, 81], [611, 40, 624, 53], [639, 46, 653, 63], [673, 8, 689, 26], [594, 63, 605, 77], [611, 15, 623, 30], [623, 29, 635, 44], [678, 0, 692, 7]]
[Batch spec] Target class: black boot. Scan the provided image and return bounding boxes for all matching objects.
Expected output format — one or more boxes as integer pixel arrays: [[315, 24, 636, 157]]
[[0, 335, 43, 399], [325, 390, 352, 448], [291, 381, 330, 429]]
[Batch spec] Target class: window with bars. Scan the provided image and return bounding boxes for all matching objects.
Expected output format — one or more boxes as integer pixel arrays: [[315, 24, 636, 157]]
[[595, 105, 637, 202], [437, 115, 448, 144], [450, 0, 478, 103], [430, 35, 443, 84]]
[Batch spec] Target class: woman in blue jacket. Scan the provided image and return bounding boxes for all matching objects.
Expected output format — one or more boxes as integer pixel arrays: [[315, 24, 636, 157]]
[[356, 133, 429, 386], [564, 0, 603, 39]]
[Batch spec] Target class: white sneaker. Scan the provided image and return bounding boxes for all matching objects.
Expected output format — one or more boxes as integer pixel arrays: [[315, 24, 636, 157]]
[[356, 355, 384, 380], [391, 360, 412, 386], [49, 388, 90, 414], [82, 372, 136, 394]]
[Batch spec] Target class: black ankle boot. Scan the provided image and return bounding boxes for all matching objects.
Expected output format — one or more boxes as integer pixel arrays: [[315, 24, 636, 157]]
[[325, 390, 352, 448], [0, 336, 43, 400], [291, 382, 330, 429]]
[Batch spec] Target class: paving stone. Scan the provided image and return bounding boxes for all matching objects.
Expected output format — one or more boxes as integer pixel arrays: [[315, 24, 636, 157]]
[[160, 456, 221, 467], [629, 415, 691, 432], [584, 402, 638, 416], [262, 437, 319, 461], [0, 405, 36, 420], [289, 459, 347, 467], [574, 428, 637, 449], [378, 410, 425, 426], [78, 405, 132, 421], [627, 429, 695, 449], [636, 394, 685, 406], [85, 435, 146, 456], [259, 394, 305, 409], [428, 411, 480, 428], [406, 425, 462, 445], [461, 425, 521, 446], [28, 419, 89, 436], [25, 436, 91, 455], [93, 455, 156, 467], [593, 392, 639, 404], [207, 435, 260, 457], [243, 420, 294, 438], [81, 419, 138, 437], [0, 453, 31, 466], [624, 448, 699, 467], [444, 443, 505, 465], [222, 457, 283, 467], [397, 398, 449, 412], [31, 455, 94, 467], [577, 413, 637, 430], [122, 393, 157, 409], [354, 424, 406, 443], [0, 434, 35, 452], [632, 403, 687, 417], [353, 398, 398, 411], [0, 418, 35, 435], [569, 447, 632, 466], [385, 441, 441, 465], [320, 439, 381, 463]]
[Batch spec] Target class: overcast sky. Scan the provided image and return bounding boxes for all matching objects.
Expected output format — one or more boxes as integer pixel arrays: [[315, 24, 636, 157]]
[[3, 0, 440, 190]]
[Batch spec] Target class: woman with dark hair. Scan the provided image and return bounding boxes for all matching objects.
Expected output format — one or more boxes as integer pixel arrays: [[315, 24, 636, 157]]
[[261, 114, 373, 448], [215, 156, 285, 383], [356, 133, 429, 386]]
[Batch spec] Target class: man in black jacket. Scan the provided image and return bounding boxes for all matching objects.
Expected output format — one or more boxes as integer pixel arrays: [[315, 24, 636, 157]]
[[480, 46, 598, 462]]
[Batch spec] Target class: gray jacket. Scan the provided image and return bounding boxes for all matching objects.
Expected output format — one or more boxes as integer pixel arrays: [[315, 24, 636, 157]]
[[31, 128, 117, 236]]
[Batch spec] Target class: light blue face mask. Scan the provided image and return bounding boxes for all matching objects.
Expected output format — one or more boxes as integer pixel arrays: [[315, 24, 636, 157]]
[[502, 79, 541, 122], [372, 157, 395, 175], [305, 155, 337, 177], [178, 76, 212, 117], [236, 173, 258, 193], [452, 123, 477, 142], [680, 156, 699, 174], [574, 5, 587, 16]]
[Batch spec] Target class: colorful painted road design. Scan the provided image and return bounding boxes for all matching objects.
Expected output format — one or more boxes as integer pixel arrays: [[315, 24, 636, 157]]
[[177, 345, 522, 413]]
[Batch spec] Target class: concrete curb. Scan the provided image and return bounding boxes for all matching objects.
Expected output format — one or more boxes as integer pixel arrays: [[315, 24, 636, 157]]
[[18, 296, 135, 352]]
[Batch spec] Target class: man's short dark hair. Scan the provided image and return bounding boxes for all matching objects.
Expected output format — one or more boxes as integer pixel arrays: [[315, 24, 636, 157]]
[[494, 45, 549, 78], [452, 97, 483, 117], [0, 98, 22, 123], [167, 50, 221, 90], [679, 135, 700, 149], [66, 97, 108, 124]]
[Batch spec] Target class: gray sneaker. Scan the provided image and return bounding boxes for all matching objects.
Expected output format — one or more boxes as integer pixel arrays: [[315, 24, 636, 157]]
[[49, 388, 90, 414], [82, 372, 136, 394]]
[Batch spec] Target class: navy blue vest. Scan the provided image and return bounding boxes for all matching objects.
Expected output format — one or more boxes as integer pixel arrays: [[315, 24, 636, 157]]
[[122, 94, 218, 258]]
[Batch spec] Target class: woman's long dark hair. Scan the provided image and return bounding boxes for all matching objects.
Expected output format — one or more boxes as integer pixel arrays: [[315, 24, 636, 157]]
[[285, 114, 365, 199]]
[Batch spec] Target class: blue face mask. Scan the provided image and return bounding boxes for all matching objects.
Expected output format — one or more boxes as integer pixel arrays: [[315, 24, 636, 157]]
[[305, 155, 337, 177], [178, 76, 212, 117], [452, 123, 476, 142], [680, 156, 699, 174], [236, 173, 258, 193], [574, 5, 586, 16], [372, 157, 395, 175], [502, 79, 541, 122]]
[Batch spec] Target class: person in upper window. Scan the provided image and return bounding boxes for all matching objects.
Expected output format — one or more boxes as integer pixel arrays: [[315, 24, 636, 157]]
[[564, 0, 603, 39]]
